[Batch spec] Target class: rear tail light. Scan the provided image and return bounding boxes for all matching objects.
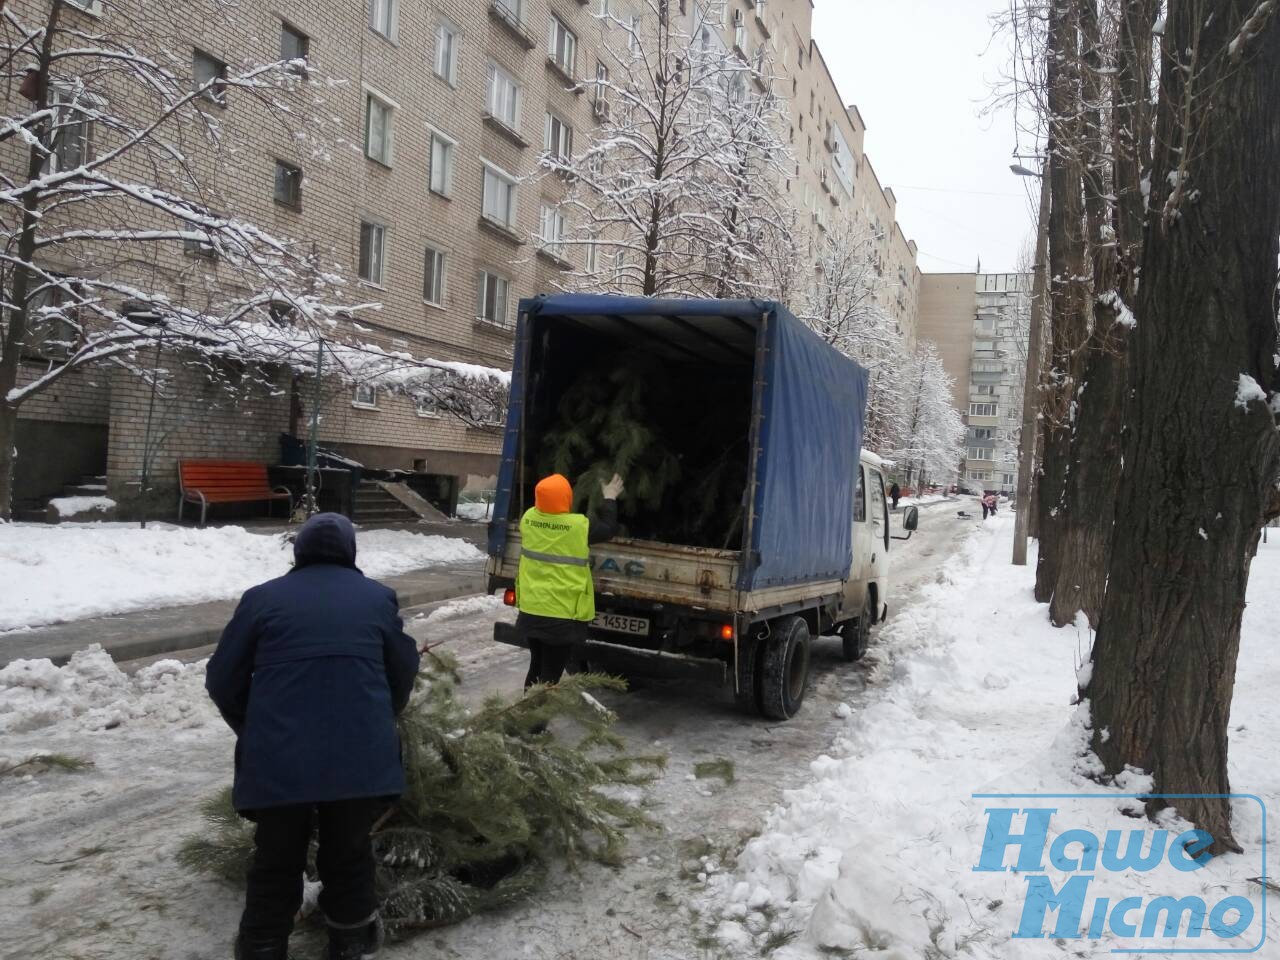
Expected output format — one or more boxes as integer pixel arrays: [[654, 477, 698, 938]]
[[719, 623, 735, 641], [503, 588, 516, 607]]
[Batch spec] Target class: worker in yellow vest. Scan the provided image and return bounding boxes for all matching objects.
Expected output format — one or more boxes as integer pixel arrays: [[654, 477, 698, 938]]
[[517, 472, 623, 687]]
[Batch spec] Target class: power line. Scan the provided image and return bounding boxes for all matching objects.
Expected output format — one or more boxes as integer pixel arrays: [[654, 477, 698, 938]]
[[891, 184, 1027, 199]]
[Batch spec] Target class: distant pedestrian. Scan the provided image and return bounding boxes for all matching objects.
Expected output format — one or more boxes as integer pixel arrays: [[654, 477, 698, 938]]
[[206, 513, 420, 960], [889, 482, 901, 511], [981, 493, 997, 520]]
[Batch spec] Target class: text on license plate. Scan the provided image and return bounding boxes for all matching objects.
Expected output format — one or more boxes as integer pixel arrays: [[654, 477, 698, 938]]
[[591, 613, 650, 637]]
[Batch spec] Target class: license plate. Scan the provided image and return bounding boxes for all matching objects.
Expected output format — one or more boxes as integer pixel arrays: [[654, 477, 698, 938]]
[[591, 613, 651, 637]]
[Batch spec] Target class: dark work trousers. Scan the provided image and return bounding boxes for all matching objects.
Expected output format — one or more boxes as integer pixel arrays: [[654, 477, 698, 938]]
[[524, 638, 575, 688], [240, 798, 382, 940]]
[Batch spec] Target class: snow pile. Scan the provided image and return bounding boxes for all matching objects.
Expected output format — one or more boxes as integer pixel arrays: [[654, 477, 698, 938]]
[[0, 524, 483, 632], [1234, 373, 1268, 410], [48, 496, 116, 517], [0, 646, 213, 735], [456, 501, 494, 521], [697, 519, 1277, 958], [413, 593, 505, 626]]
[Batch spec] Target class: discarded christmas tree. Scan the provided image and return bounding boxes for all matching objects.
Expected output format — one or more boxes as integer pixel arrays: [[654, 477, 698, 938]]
[[179, 655, 665, 938]]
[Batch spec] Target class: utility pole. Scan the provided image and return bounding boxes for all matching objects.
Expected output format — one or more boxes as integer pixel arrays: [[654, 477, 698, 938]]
[[1012, 163, 1050, 566], [305, 337, 324, 517]]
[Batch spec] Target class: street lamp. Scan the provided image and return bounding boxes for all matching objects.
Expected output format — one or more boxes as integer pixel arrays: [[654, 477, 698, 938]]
[[1011, 159, 1050, 566]]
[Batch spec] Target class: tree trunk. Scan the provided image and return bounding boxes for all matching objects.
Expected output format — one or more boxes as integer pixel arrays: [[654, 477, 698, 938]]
[[1085, 0, 1280, 854], [1048, 0, 1159, 627], [1034, 0, 1090, 603]]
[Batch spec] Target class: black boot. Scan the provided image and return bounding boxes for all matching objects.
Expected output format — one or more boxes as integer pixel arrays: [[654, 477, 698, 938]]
[[234, 933, 291, 960], [326, 913, 383, 960]]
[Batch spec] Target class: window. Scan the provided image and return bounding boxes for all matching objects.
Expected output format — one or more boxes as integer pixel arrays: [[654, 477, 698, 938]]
[[428, 127, 455, 197], [539, 204, 566, 258], [364, 91, 394, 165], [23, 278, 80, 360], [273, 160, 302, 208], [423, 246, 446, 305], [193, 49, 227, 105], [548, 15, 577, 75], [353, 383, 378, 409], [599, 0, 611, 14], [435, 20, 459, 85], [359, 221, 386, 285], [853, 466, 866, 522], [593, 61, 610, 117], [585, 239, 600, 274], [47, 88, 93, 172], [486, 63, 521, 128], [628, 15, 641, 52], [495, 0, 522, 18], [477, 271, 510, 327], [184, 207, 217, 258], [415, 394, 443, 418], [280, 21, 309, 74], [65, 0, 102, 12], [1003, 474, 1015, 486], [733, 9, 746, 49], [968, 448, 995, 461], [544, 112, 573, 160], [969, 402, 998, 418], [972, 427, 993, 440], [976, 384, 996, 395], [481, 162, 518, 228], [369, 0, 396, 39]]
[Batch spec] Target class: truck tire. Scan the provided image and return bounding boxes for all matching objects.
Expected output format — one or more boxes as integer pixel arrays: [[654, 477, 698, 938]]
[[840, 597, 874, 662], [759, 616, 811, 720]]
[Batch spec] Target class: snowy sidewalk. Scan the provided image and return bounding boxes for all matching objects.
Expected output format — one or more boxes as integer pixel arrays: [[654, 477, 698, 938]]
[[698, 518, 1279, 958], [0, 523, 488, 666]]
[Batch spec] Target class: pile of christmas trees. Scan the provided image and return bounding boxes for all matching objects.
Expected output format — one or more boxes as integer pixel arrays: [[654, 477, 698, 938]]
[[179, 657, 665, 938], [539, 358, 751, 548]]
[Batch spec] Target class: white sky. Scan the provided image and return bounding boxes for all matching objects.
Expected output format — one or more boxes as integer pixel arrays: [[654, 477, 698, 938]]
[[811, 0, 1039, 274]]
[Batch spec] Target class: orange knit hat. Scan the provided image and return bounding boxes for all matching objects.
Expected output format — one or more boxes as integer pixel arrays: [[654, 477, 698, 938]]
[[535, 474, 574, 514]]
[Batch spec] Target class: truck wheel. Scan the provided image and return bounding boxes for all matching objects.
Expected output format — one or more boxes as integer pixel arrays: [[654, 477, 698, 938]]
[[759, 616, 811, 720], [840, 598, 874, 662]]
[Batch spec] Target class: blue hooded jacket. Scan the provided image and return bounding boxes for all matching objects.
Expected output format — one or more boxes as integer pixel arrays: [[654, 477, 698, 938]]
[[206, 513, 421, 811]]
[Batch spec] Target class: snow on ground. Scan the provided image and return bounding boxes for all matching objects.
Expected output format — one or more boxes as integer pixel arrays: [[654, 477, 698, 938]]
[[0, 523, 483, 632], [456, 501, 494, 521], [897, 493, 951, 509], [0, 647, 213, 737], [48, 496, 116, 518], [698, 518, 1279, 959]]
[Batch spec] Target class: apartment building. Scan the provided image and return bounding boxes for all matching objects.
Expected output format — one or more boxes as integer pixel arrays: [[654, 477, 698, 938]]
[[4, 0, 924, 517], [918, 272, 1031, 494]]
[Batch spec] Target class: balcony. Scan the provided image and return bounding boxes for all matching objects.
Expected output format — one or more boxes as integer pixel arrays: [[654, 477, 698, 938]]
[[488, 1, 536, 49]]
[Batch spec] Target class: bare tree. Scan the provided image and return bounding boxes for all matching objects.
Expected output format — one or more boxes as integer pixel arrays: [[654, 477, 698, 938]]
[[1084, 0, 1280, 853]]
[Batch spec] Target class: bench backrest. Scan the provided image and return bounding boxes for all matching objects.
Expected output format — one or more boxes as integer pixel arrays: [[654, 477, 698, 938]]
[[179, 459, 273, 494]]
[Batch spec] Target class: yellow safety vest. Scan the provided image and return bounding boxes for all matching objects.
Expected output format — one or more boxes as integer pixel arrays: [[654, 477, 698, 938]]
[[516, 507, 594, 621]]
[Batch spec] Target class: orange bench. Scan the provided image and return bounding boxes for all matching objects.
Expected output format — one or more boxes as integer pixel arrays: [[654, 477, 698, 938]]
[[178, 460, 293, 526]]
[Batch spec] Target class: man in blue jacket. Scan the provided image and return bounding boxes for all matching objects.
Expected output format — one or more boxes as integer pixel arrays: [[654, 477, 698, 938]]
[[206, 513, 420, 960]]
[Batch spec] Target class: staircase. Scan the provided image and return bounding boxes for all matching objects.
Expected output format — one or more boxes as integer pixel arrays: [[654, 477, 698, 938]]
[[353, 480, 420, 525], [13, 474, 110, 523]]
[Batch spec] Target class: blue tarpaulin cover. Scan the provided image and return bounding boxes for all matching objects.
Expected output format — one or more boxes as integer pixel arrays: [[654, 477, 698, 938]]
[[747, 305, 869, 589], [489, 295, 870, 593]]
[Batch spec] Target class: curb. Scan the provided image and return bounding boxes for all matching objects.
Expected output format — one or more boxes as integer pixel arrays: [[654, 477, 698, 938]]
[[5, 569, 488, 669]]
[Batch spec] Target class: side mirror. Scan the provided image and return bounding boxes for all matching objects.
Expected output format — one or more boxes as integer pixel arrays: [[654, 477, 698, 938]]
[[904, 506, 919, 531]]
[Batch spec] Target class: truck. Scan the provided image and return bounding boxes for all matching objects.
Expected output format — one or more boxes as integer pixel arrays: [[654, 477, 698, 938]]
[[485, 294, 918, 719]]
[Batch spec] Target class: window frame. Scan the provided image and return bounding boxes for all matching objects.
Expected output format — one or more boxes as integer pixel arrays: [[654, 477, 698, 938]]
[[486, 62, 522, 129], [427, 125, 456, 198], [969, 402, 998, 418], [423, 244, 446, 306], [544, 111, 573, 160], [279, 20, 310, 75], [352, 382, 379, 410], [273, 159, 303, 209], [480, 160, 518, 229], [853, 466, 867, 523], [415, 394, 443, 419], [363, 88, 396, 166], [476, 269, 511, 328], [369, 0, 398, 41], [358, 220, 387, 287], [548, 14, 578, 75], [538, 204, 567, 258], [193, 48, 228, 105], [46, 86, 96, 173], [434, 19, 459, 86]]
